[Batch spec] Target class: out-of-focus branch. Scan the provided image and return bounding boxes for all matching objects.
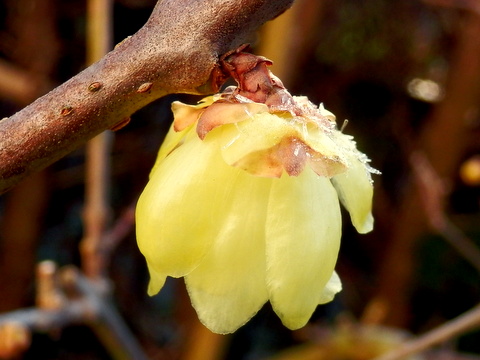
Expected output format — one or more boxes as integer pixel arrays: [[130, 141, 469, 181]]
[[0, 263, 149, 360], [0, 60, 52, 105], [0, 0, 59, 105], [369, 152, 480, 358], [80, 0, 114, 281], [373, 303, 480, 360], [0, 0, 58, 313], [410, 151, 480, 273], [61, 267, 149, 360], [97, 205, 136, 270], [0, 0, 294, 194], [258, 0, 325, 88], [363, 6, 480, 327]]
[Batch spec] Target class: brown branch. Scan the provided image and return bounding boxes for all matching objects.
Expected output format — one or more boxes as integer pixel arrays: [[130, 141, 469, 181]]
[[0, 59, 52, 105], [373, 303, 480, 360], [0, 0, 59, 314], [0, 264, 149, 360], [258, 0, 325, 88], [60, 267, 150, 360], [363, 6, 480, 327], [98, 205, 136, 270], [0, 0, 294, 194], [81, 132, 114, 280], [411, 151, 480, 273], [82, 204, 136, 281], [80, 0, 115, 280]]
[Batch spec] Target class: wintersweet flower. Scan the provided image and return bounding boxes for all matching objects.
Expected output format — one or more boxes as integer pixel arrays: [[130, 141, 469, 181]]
[[136, 50, 377, 334]]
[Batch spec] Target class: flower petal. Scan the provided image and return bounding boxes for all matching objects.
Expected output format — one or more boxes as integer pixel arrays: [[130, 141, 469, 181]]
[[318, 271, 342, 304], [151, 97, 217, 173], [185, 173, 271, 334], [136, 128, 245, 284], [172, 97, 214, 132], [218, 112, 348, 178], [197, 101, 268, 139], [219, 112, 295, 162], [265, 167, 342, 330], [331, 157, 374, 234], [147, 264, 167, 296], [150, 123, 193, 175]]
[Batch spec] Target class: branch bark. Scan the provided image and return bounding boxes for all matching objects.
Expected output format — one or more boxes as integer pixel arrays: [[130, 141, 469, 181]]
[[363, 7, 480, 327], [0, 0, 294, 193]]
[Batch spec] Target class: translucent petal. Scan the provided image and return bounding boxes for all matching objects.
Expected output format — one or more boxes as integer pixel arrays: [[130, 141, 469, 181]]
[[171, 97, 214, 132], [150, 123, 193, 175], [318, 271, 342, 304], [197, 101, 268, 139], [147, 264, 167, 296], [185, 173, 272, 334], [153, 97, 215, 170], [219, 112, 297, 164], [303, 126, 347, 166], [136, 128, 243, 280], [331, 157, 374, 234], [318, 102, 336, 122], [265, 167, 342, 330], [219, 113, 347, 177]]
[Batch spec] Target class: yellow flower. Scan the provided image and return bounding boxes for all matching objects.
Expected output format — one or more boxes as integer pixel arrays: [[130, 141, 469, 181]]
[[136, 91, 377, 334]]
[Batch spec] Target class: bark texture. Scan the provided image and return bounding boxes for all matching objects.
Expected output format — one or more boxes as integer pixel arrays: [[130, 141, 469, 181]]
[[0, 0, 294, 193]]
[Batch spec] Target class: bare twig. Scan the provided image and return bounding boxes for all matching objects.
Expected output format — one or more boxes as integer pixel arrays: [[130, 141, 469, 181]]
[[35, 261, 65, 310], [259, 0, 325, 88], [373, 303, 480, 360], [60, 267, 150, 360], [0, 0, 58, 104], [363, 7, 480, 327], [0, 171, 48, 312], [81, 132, 114, 280], [373, 152, 480, 360], [0, 0, 294, 194], [99, 204, 136, 270], [0, 304, 90, 335], [0, 0, 58, 314], [80, 0, 114, 281], [0, 59, 51, 105], [0, 264, 149, 360], [410, 151, 480, 273]]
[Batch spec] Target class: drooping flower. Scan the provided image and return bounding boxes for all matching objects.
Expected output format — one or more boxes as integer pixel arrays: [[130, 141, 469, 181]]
[[136, 49, 377, 334]]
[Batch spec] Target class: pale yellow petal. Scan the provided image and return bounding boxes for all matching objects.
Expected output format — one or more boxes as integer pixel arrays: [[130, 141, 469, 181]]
[[197, 101, 268, 139], [219, 112, 297, 165], [302, 126, 346, 162], [150, 123, 193, 175], [331, 157, 374, 234], [265, 167, 341, 330], [147, 264, 167, 296], [219, 113, 347, 177], [171, 96, 214, 132], [318, 102, 336, 122], [318, 271, 342, 304], [136, 128, 242, 279], [185, 172, 271, 334], [150, 98, 216, 174]]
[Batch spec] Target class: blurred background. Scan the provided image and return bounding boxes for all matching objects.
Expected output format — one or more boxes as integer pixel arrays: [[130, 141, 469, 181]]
[[2, 0, 480, 359]]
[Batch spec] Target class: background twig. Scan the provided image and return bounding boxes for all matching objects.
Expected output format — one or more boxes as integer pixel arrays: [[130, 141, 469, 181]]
[[80, 0, 114, 281], [373, 304, 480, 360]]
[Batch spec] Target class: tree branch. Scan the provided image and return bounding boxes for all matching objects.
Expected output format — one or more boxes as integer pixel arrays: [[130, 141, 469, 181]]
[[0, 264, 149, 360], [373, 303, 480, 360], [0, 0, 294, 193]]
